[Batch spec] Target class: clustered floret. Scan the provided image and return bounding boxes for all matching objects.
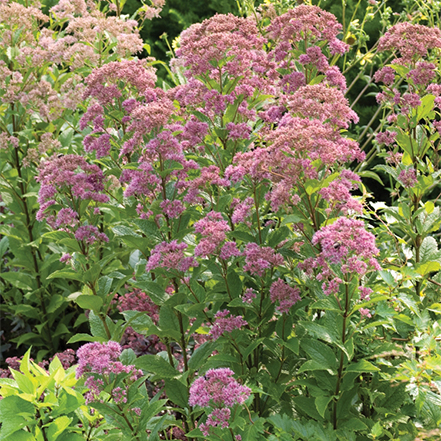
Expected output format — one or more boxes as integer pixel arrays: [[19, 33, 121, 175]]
[[189, 368, 251, 436]]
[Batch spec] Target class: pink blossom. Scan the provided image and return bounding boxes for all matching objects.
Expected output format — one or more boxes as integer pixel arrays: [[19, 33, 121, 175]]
[[194, 211, 231, 258], [319, 171, 362, 215], [176, 13, 271, 93], [189, 368, 251, 408], [117, 289, 159, 322], [226, 122, 251, 140], [242, 288, 256, 304], [374, 67, 395, 85], [55, 208, 78, 228], [146, 240, 198, 273], [268, 5, 348, 61], [75, 225, 109, 244], [359, 308, 372, 318], [376, 131, 397, 146], [210, 310, 247, 340], [286, 84, 358, 129], [325, 66, 347, 90], [200, 408, 231, 436], [231, 197, 254, 224], [398, 168, 417, 188], [302, 218, 380, 294], [220, 242, 242, 260], [160, 199, 185, 219], [407, 62, 436, 86], [60, 253, 72, 263], [83, 59, 157, 104], [270, 279, 301, 314], [378, 22, 441, 63], [243, 243, 284, 276], [298, 46, 329, 71], [359, 286, 372, 301], [385, 151, 403, 165]]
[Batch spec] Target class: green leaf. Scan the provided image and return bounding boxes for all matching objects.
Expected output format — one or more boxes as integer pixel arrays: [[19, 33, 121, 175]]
[[130, 279, 167, 305], [89, 311, 111, 339], [188, 341, 215, 370], [74, 295, 103, 311], [47, 269, 84, 283], [2, 431, 36, 441], [315, 395, 333, 418], [395, 132, 414, 157], [158, 305, 181, 340], [226, 269, 242, 298], [417, 94, 435, 121], [281, 214, 304, 225], [283, 337, 299, 354], [112, 225, 141, 237], [357, 170, 384, 185], [10, 370, 36, 395], [0, 236, 9, 257], [165, 379, 189, 408], [135, 355, 180, 378], [0, 396, 35, 438], [345, 359, 380, 373], [298, 360, 335, 374], [0, 272, 34, 290], [67, 333, 103, 344], [46, 416, 72, 441], [301, 338, 338, 371], [416, 261, 440, 276]]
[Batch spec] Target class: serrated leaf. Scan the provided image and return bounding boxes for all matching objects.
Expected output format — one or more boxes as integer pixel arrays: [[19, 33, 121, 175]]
[[46, 416, 72, 441], [188, 341, 215, 370], [0, 396, 35, 438], [301, 339, 338, 371], [47, 269, 84, 283], [135, 355, 180, 378], [345, 359, 380, 373], [165, 379, 189, 408], [74, 295, 103, 311], [315, 395, 332, 418]]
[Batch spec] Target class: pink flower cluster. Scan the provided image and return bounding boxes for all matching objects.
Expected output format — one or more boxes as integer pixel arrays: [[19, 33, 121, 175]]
[[269, 279, 301, 314], [189, 368, 251, 436], [300, 218, 380, 295], [398, 168, 417, 188], [146, 240, 198, 273], [243, 243, 284, 276], [378, 22, 441, 63], [210, 310, 247, 340], [319, 170, 362, 215], [194, 211, 231, 258], [76, 341, 143, 404], [36, 155, 110, 244]]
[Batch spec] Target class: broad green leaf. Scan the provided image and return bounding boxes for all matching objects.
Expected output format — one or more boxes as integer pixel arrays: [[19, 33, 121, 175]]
[[0, 272, 34, 290], [416, 261, 440, 276], [188, 341, 215, 370], [315, 395, 333, 418], [67, 333, 103, 344], [135, 355, 180, 378], [165, 379, 189, 408], [345, 359, 380, 373], [0, 396, 35, 438], [301, 339, 338, 371], [2, 431, 36, 441], [47, 269, 84, 283], [46, 416, 72, 441], [74, 295, 103, 311]]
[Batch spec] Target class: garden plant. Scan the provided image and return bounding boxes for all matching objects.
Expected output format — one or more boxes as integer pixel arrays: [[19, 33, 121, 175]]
[[1, 0, 441, 440]]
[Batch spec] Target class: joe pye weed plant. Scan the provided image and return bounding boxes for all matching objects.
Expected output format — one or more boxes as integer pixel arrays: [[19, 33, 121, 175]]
[[1, 0, 441, 440]]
